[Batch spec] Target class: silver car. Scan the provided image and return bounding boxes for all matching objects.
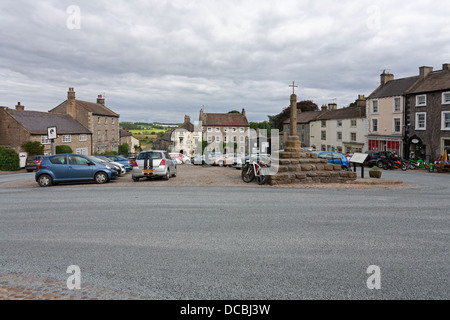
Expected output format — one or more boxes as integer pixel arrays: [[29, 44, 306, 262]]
[[132, 150, 177, 182]]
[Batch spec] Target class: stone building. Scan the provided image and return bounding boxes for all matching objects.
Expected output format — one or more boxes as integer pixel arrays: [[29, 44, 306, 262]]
[[405, 64, 450, 160], [119, 129, 140, 154], [282, 110, 321, 148], [0, 103, 92, 155], [199, 108, 250, 155], [171, 115, 196, 157], [49, 88, 120, 154]]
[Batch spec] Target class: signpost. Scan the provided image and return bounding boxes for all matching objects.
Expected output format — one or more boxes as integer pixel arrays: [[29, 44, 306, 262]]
[[349, 153, 369, 178], [47, 126, 57, 155]]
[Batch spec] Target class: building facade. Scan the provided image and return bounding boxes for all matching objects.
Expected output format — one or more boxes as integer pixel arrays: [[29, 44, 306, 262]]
[[366, 71, 419, 157], [0, 103, 92, 155], [171, 115, 196, 157], [49, 88, 120, 154], [119, 129, 140, 154], [405, 64, 450, 161], [199, 109, 250, 155]]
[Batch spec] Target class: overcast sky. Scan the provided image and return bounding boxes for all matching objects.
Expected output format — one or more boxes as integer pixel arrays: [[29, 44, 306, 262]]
[[1, 0, 449, 123]]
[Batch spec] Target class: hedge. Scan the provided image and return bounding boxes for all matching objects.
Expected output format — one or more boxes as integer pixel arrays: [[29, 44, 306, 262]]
[[56, 145, 73, 154], [0, 146, 20, 171]]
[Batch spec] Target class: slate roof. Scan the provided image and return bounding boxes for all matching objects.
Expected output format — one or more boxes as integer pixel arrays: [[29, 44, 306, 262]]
[[203, 113, 249, 126], [316, 106, 366, 120], [6, 109, 91, 135], [368, 76, 420, 99], [50, 100, 119, 117], [406, 69, 450, 94], [283, 111, 321, 124], [178, 121, 195, 132], [119, 129, 133, 137]]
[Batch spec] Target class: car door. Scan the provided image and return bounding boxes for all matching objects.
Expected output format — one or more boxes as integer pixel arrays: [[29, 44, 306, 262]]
[[68, 155, 94, 180], [48, 155, 69, 180]]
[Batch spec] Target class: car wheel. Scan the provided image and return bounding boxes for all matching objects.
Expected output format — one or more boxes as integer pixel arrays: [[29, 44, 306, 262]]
[[218, 160, 224, 167], [95, 172, 108, 184], [132, 177, 140, 182], [37, 174, 52, 187], [376, 160, 383, 168], [163, 169, 170, 180], [172, 169, 177, 177]]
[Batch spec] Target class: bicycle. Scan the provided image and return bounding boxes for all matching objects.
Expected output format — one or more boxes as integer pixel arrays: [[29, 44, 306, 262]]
[[241, 159, 270, 185]]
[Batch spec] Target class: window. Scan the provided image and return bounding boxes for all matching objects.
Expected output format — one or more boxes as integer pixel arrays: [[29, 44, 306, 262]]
[[337, 132, 342, 140], [394, 97, 401, 113], [215, 128, 220, 132], [393, 118, 401, 133], [112, 118, 115, 124], [351, 119, 357, 127], [41, 136, 50, 145], [207, 136, 212, 143], [240, 127, 244, 132], [105, 130, 108, 140], [321, 131, 326, 140], [50, 155, 67, 165], [351, 132, 357, 142], [416, 95, 427, 106], [215, 136, 220, 142], [79, 134, 87, 142], [321, 120, 326, 128], [207, 127, 212, 132], [233, 136, 237, 142], [442, 112, 450, 130], [68, 155, 89, 165], [372, 119, 378, 132], [232, 128, 237, 132], [224, 136, 228, 143], [240, 136, 244, 142], [337, 120, 342, 127], [224, 128, 229, 132], [62, 135, 71, 143], [98, 117, 101, 124], [442, 92, 450, 104], [76, 147, 88, 155], [372, 100, 378, 113], [97, 130, 101, 141], [112, 129, 115, 140], [415, 112, 426, 130], [179, 137, 184, 144]]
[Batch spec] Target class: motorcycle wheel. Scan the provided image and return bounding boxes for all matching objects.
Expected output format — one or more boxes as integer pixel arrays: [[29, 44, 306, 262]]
[[409, 163, 416, 170], [401, 163, 407, 171]]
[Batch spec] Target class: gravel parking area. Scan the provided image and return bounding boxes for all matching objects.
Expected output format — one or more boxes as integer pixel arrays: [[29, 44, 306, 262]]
[[1, 164, 411, 189]]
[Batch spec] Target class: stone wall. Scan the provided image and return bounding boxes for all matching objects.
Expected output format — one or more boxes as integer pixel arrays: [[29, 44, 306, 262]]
[[268, 152, 357, 185]]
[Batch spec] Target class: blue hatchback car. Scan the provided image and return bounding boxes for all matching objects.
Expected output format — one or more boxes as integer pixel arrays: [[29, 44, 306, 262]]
[[35, 154, 117, 187], [315, 151, 350, 170], [105, 155, 133, 172]]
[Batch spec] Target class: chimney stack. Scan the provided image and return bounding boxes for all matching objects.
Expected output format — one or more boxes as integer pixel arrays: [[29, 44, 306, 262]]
[[419, 66, 433, 78], [242, 108, 246, 117], [97, 94, 105, 105], [356, 95, 366, 108], [442, 63, 450, 71], [184, 114, 190, 123], [15, 102, 24, 111], [328, 103, 337, 110], [380, 70, 394, 85], [321, 105, 328, 112], [67, 87, 75, 100], [67, 87, 76, 119]]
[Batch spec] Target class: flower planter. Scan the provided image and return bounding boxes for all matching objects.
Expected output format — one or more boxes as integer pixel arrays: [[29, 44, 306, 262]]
[[369, 170, 382, 178]]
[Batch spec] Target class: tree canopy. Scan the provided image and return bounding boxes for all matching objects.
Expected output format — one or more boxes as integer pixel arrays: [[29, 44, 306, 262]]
[[268, 100, 319, 130]]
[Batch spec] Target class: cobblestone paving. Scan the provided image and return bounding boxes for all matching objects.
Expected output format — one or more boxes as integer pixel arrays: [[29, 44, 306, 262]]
[[0, 273, 149, 300]]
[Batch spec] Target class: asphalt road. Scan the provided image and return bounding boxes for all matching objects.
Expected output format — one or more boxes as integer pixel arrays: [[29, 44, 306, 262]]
[[0, 170, 448, 299]]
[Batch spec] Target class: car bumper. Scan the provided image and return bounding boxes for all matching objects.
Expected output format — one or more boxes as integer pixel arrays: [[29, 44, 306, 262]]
[[132, 167, 166, 178]]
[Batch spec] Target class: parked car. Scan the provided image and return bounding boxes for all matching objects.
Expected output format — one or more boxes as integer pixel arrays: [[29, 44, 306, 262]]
[[315, 151, 350, 170], [25, 155, 46, 172], [35, 154, 117, 187], [169, 153, 191, 164], [364, 151, 388, 167], [132, 150, 177, 182], [91, 156, 126, 175], [192, 155, 206, 165], [105, 155, 133, 171]]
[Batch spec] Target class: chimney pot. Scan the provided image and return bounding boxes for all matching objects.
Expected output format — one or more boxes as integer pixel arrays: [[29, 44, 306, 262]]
[[321, 105, 328, 112], [15, 102, 24, 111], [442, 63, 450, 71], [380, 72, 394, 85], [97, 94, 105, 105]]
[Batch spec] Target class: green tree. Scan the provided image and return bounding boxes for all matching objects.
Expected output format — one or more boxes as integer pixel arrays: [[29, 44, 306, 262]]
[[0, 146, 20, 171], [21, 141, 44, 156], [228, 110, 241, 114], [118, 143, 129, 154], [269, 100, 319, 130], [55, 145, 73, 154]]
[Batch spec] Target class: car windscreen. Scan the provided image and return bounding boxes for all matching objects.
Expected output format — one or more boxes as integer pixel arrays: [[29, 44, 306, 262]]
[[138, 152, 162, 160]]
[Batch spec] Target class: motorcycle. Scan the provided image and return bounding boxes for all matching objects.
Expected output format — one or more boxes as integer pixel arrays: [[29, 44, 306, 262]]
[[408, 158, 429, 170], [382, 153, 407, 171]]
